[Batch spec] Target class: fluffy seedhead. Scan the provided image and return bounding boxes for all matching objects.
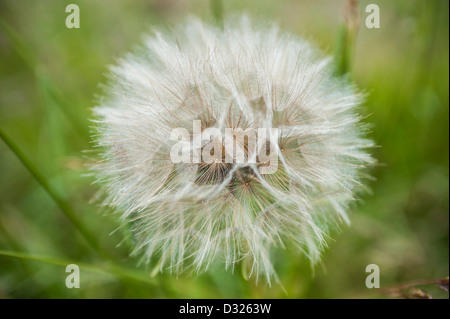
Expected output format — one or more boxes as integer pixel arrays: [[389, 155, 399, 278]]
[[92, 16, 375, 284]]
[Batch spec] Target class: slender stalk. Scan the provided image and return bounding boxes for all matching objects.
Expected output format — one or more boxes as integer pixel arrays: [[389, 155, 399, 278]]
[[0, 249, 157, 287], [0, 128, 102, 258], [334, 0, 360, 77], [210, 0, 224, 26]]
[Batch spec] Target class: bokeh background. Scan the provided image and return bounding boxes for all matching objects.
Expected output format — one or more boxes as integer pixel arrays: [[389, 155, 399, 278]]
[[0, 0, 448, 298]]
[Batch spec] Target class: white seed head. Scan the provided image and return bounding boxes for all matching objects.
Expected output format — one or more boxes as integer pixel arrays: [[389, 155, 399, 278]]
[[92, 16, 375, 284]]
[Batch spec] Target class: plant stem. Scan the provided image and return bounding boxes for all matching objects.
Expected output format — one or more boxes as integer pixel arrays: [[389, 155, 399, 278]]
[[0, 128, 103, 258], [334, 0, 360, 77], [0, 249, 157, 287], [210, 0, 224, 26]]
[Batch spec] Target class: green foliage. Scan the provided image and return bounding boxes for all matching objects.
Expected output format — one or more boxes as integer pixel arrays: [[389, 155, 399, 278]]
[[0, 0, 448, 298]]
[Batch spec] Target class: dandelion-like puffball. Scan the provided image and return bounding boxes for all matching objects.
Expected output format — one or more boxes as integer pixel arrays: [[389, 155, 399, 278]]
[[92, 16, 374, 283]]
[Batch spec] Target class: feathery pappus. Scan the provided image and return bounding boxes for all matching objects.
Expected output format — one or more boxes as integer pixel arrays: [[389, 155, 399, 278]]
[[91, 16, 375, 284]]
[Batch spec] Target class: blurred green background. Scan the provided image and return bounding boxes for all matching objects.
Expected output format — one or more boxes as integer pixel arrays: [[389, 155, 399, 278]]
[[0, 0, 448, 298]]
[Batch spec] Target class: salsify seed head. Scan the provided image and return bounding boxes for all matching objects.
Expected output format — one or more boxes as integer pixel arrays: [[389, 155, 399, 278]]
[[92, 16, 375, 284]]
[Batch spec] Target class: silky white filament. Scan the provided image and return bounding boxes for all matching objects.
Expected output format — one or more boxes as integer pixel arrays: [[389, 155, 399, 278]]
[[91, 16, 375, 284]]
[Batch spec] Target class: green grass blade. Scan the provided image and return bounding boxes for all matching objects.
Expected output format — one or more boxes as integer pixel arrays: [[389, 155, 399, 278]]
[[0, 249, 157, 287], [0, 128, 102, 257], [334, 0, 360, 77], [210, 0, 224, 26]]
